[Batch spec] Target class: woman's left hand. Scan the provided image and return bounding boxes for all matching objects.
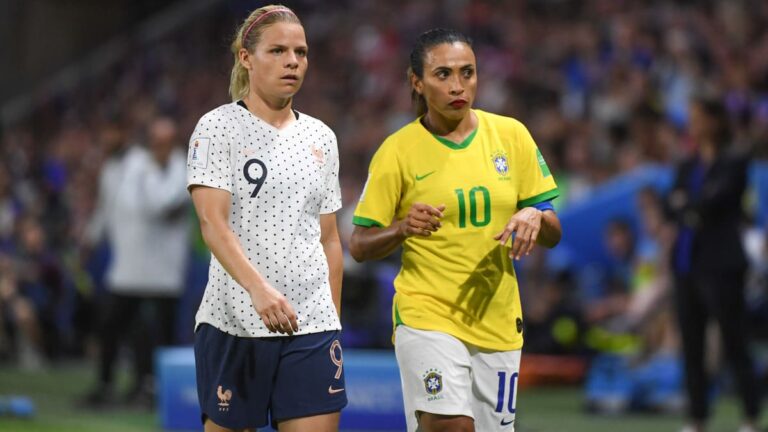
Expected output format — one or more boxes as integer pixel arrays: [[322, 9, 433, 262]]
[[494, 207, 543, 260]]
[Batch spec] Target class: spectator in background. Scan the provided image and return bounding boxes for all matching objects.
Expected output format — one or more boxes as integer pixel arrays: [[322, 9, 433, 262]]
[[0, 216, 64, 369], [17, 216, 65, 352], [583, 219, 635, 332], [0, 164, 20, 251], [80, 116, 190, 408], [666, 95, 761, 432], [523, 270, 582, 356]]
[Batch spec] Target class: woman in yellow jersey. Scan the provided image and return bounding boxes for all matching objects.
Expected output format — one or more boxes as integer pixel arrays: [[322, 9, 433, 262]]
[[350, 29, 562, 432]]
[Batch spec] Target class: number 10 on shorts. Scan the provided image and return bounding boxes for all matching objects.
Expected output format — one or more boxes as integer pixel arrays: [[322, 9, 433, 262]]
[[495, 371, 518, 413]]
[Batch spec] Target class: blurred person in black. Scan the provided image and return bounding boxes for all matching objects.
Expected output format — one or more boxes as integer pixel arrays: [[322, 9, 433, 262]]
[[0, 215, 64, 368], [666, 95, 761, 432], [79, 117, 190, 408]]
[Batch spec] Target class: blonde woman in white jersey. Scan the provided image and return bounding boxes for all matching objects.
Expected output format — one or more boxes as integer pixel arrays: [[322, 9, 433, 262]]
[[187, 5, 345, 432]]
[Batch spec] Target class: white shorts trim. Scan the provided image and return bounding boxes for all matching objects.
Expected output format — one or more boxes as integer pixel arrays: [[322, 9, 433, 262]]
[[394, 325, 521, 431]]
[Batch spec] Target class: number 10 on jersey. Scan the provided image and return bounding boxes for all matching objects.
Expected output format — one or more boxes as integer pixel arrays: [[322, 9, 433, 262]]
[[454, 186, 491, 228]]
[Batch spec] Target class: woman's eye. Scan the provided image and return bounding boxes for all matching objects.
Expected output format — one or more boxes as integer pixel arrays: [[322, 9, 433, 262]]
[[271, 48, 283, 54]]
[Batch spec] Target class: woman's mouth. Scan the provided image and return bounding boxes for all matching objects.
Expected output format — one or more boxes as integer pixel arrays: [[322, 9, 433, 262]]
[[449, 99, 467, 109]]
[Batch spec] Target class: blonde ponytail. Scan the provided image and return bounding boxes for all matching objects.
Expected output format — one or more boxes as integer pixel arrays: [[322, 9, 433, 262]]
[[229, 37, 251, 101]]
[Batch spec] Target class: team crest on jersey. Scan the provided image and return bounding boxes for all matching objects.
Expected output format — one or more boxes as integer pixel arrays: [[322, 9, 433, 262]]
[[422, 368, 443, 397], [310, 144, 326, 166], [491, 150, 509, 176]]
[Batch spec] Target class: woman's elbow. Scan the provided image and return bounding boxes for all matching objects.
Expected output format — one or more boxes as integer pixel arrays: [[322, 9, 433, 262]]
[[348, 235, 367, 262], [197, 218, 219, 248]]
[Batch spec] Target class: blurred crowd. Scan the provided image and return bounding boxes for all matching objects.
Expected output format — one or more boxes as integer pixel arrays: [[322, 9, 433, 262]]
[[0, 0, 766, 412]]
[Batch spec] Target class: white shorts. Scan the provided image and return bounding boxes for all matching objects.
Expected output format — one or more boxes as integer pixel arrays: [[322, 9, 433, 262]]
[[394, 325, 521, 431]]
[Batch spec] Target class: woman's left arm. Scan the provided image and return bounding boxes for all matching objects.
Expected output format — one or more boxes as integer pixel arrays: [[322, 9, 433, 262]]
[[320, 213, 343, 317]]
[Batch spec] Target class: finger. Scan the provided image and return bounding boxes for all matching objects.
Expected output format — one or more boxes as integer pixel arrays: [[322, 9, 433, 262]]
[[413, 203, 444, 218], [511, 226, 530, 259], [269, 313, 286, 334], [283, 304, 299, 332], [408, 226, 432, 237], [277, 313, 293, 335], [497, 221, 517, 246], [426, 215, 442, 229], [261, 313, 276, 333], [410, 211, 435, 224], [525, 226, 541, 255], [498, 229, 513, 246], [410, 218, 437, 232], [515, 238, 532, 260]]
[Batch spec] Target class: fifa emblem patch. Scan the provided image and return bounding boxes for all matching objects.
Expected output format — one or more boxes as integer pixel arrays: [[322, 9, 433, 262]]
[[422, 368, 443, 396], [189, 137, 210, 169], [491, 150, 509, 176]]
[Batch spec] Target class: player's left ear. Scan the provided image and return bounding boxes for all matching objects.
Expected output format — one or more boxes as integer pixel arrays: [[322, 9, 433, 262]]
[[239, 48, 253, 71], [410, 74, 423, 95]]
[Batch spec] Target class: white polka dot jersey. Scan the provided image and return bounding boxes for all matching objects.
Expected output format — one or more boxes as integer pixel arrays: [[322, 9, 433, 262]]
[[187, 102, 342, 337]]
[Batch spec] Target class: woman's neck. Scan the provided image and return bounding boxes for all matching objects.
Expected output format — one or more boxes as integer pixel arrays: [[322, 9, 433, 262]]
[[423, 110, 477, 142], [243, 91, 295, 129]]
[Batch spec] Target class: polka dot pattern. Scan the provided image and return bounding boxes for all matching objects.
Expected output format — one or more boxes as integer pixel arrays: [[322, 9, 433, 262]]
[[187, 102, 342, 337]]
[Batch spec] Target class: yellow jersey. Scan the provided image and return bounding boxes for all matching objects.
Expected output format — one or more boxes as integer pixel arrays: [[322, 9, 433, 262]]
[[353, 110, 558, 351]]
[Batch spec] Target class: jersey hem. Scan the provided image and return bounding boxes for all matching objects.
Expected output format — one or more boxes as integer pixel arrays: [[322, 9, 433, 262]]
[[195, 319, 342, 338], [392, 322, 524, 352], [187, 182, 233, 194], [319, 203, 343, 215]]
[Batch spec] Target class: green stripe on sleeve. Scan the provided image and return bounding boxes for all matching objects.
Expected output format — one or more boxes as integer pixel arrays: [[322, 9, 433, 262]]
[[517, 188, 560, 209], [352, 215, 385, 227]]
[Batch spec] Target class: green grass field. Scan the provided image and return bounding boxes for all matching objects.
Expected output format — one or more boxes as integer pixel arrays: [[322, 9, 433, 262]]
[[0, 363, 754, 432]]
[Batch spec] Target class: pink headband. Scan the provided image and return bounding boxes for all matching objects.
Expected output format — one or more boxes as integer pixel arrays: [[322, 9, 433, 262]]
[[242, 8, 294, 44]]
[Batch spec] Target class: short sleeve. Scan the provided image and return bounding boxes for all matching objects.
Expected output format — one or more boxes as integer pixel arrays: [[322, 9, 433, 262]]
[[352, 140, 402, 227], [320, 133, 342, 214], [516, 124, 559, 208], [187, 112, 233, 192]]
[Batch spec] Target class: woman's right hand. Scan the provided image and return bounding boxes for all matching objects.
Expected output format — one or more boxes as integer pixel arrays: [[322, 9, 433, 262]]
[[398, 203, 446, 237], [250, 284, 299, 335]]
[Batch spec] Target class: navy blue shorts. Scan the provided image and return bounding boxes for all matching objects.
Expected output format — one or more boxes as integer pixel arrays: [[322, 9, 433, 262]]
[[194, 324, 347, 429]]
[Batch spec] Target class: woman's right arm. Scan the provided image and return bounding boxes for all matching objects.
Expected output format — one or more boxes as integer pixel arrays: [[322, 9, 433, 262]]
[[349, 203, 445, 262], [191, 186, 298, 334]]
